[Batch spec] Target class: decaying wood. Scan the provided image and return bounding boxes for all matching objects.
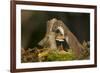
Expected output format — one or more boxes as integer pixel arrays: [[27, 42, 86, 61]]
[[38, 18, 57, 49], [38, 18, 85, 59]]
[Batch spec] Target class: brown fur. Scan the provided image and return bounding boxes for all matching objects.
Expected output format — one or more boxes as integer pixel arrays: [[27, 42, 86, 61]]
[[52, 20, 84, 59]]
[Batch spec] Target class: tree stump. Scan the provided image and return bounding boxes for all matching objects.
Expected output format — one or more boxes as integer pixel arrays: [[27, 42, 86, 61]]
[[38, 18, 85, 59]]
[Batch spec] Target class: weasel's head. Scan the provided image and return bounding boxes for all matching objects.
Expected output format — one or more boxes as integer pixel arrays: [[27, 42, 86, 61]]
[[52, 21, 64, 34]]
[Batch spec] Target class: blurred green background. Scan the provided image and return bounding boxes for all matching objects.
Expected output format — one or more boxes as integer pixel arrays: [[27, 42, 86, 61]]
[[21, 10, 90, 49]]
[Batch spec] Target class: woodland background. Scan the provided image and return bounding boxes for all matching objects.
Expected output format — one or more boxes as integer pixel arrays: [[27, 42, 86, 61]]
[[21, 10, 90, 49]]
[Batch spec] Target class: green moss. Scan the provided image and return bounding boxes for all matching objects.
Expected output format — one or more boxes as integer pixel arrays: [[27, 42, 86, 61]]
[[44, 49, 76, 61]]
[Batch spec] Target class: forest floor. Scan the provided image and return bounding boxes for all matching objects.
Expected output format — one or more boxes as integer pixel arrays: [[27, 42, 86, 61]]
[[21, 41, 90, 63]]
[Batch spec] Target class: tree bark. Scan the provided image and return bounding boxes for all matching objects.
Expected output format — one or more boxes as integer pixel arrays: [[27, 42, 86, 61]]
[[38, 18, 57, 49]]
